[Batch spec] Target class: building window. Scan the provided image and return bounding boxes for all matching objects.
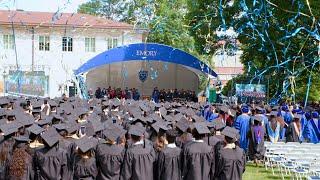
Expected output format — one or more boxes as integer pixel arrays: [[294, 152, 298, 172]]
[[62, 37, 73, 52], [3, 34, 14, 49], [107, 37, 118, 49], [39, 36, 50, 51], [85, 37, 95, 52]]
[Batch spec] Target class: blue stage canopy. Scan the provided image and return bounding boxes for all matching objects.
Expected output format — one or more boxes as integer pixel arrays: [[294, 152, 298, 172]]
[[75, 43, 217, 77]]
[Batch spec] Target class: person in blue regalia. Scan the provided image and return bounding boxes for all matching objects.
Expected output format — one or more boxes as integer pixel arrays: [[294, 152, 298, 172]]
[[280, 105, 293, 139], [305, 111, 320, 143], [234, 105, 251, 151]]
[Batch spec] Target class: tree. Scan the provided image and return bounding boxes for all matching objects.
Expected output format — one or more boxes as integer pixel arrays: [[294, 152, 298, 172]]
[[188, 0, 320, 103]]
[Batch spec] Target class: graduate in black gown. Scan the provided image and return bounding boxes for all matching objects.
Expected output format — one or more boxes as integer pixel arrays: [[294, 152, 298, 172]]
[[96, 126, 125, 180], [7, 136, 34, 180], [182, 122, 215, 180], [157, 129, 182, 180], [285, 114, 303, 142], [0, 122, 19, 179], [215, 127, 246, 180], [34, 127, 68, 180], [207, 120, 225, 147], [121, 125, 156, 180], [248, 116, 265, 163], [71, 136, 98, 180]]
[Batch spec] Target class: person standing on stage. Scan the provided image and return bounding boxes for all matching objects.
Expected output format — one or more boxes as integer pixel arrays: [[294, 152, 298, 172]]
[[152, 87, 160, 103]]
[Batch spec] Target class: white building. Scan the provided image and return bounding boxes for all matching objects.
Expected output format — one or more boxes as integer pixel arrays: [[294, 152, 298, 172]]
[[213, 51, 243, 86], [0, 10, 144, 97]]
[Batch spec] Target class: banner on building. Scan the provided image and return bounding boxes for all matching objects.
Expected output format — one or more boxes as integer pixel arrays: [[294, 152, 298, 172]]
[[5, 71, 49, 97], [235, 84, 266, 98]]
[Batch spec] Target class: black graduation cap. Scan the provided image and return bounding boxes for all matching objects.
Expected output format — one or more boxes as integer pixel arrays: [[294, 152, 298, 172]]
[[14, 135, 30, 142], [174, 113, 183, 122], [0, 98, 9, 105], [53, 123, 67, 131], [222, 126, 239, 140], [32, 101, 42, 109], [48, 100, 58, 107], [90, 120, 105, 133], [151, 121, 169, 133], [77, 108, 88, 116], [0, 122, 19, 136], [252, 115, 263, 122], [163, 115, 174, 122], [53, 114, 64, 121], [211, 121, 226, 130], [176, 118, 190, 132], [103, 129, 120, 141], [164, 102, 171, 110], [185, 108, 195, 117], [194, 122, 210, 134], [41, 127, 60, 147], [131, 116, 148, 125], [76, 136, 96, 152], [65, 121, 80, 134], [150, 113, 162, 122], [27, 124, 45, 135], [218, 106, 229, 113], [6, 110, 16, 117], [192, 115, 206, 122], [128, 125, 145, 136], [0, 109, 6, 117], [16, 114, 35, 126], [32, 108, 42, 114], [159, 107, 167, 116], [139, 104, 149, 112], [36, 116, 52, 126]]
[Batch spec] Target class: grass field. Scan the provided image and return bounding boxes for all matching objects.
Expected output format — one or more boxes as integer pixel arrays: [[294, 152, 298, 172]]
[[243, 164, 291, 180]]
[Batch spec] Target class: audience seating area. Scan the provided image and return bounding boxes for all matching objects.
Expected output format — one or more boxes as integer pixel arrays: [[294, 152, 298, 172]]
[[264, 142, 320, 180]]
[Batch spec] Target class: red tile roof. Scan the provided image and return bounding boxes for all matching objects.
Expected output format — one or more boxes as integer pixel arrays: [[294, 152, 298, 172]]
[[0, 10, 133, 29]]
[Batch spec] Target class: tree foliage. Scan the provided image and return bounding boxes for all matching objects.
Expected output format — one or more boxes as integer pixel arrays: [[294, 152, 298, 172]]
[[187, 0, 320, 102]]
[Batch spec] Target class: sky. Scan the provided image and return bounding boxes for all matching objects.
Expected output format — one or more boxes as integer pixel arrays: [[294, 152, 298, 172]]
[[0, 0, 89, 13]]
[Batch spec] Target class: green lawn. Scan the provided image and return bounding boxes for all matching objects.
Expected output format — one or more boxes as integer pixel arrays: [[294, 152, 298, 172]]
[[243, 164, 291, 180]]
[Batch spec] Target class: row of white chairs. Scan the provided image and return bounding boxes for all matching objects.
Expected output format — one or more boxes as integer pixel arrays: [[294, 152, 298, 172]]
[[264, 141, 320, 180]]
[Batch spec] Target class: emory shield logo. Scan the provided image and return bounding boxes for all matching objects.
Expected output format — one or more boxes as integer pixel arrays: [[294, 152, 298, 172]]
[[138, 70, 148, 82]]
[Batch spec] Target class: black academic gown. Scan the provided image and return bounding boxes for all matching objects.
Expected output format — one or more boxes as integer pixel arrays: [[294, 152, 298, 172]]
[[208, 135, 224, 147], [176, 133, 193, 149], [96, 143, 125, 180], [215, 146, 246, 180], [248, 126, 265, 160], [34, 145, 68, 180], [285, 122, 301, 142], [72, 155, 98, 180], [157, 146, 182, 180], [120, 143, 156, 180], [182, 141, 215, 180]]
